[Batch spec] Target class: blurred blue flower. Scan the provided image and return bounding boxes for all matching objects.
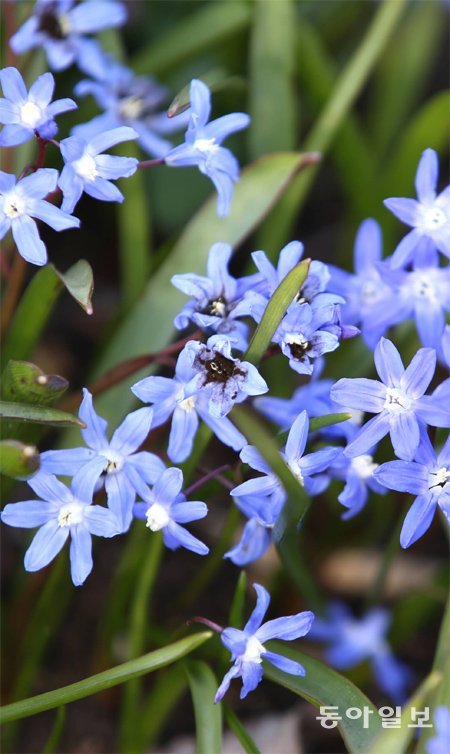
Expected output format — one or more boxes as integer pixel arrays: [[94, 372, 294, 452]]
[[215, 583, 314, 701], [41, 389, 165, 533], [187, 334, 268, 417], [231, 411, 339, 503], [0, 168, 79, 265], [309, 602, 411, 702], [133, 467, 209, 555], [331, 337, 450, 461], [58, 127, 138, 212], [164, 79, 250, 216], [330, 445, 386, 520], [73, 57, 188, 157], [384, 148, 450, 268], [374, 426, 450, 547], [427, 706, 450, 754], [1, 472, 120, 586], [10, 0, 127, 77], [171, 242, 259, 351], [131, 344, 246, 463], [225, 493, 283, 566], [0, 67, 76, 146]]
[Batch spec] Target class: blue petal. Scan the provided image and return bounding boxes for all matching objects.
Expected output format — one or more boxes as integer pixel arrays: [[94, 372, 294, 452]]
[[164, 521, 209, 555], [374, 460, 427, 494], [88, 126, 137, 155], [79, 388, 109, 450], [214, 663, 241, 703], [415, 148, 438, 203], [224, 518, 271, 566], [110, 407, 153, 455], [40, 447, 95, 475], [400, 347, 436, 397], [153, 467, 183, 504], [189, 79, 211, 129], [84, 176, 124, 203], [285, 411, 309, 463], [330, 378, 386, 413], [263, 651, 306, 677], [0, 67, 27, 101], [383, 197, 419, 227], [84, 505, 121, 537], [28, 472, 73, 504], [390, 411, 420, 461], [257, 611, 315, 643], [167, 406, 199, 463], [71, 455, 107, 503], [69, 526, 93, 586], [354, 219, 383, 273], [372, 651, 411, 703], [400, 493, 436, 548], [58, 166, 84, 214], [300, 447, 340, 476], [390, 229, 421, 269], [244, 583, 271, 634], [415, 397, 450, 428], [29, 198, 80, 232], [24, 520, 68, 572], [0, 123, 32, 146], [1, 500, 56, 528], [11, 215, 47, 266], [204, 112, 250, 143], [198, 408, 246, 453], [28, 72, 54, 106], [374, 338, 405, 387], [95, 154, 138, 180], [171, 501, 208, 523], [104, 472, 135, 533], [240, 661, 264, 698], [125, 451, 166, 485], [344, 413, 390, 458]]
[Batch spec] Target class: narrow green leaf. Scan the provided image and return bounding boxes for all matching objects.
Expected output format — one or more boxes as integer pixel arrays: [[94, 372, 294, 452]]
[[53, 260, 94, 315], [419, 594, 450, 752], [249, 0, 297, 159], [42, 707, 66, 754], [132, 2, 251, 76], [185, 660, 222, 754], [367, 672, 442, 754], [0, 402, 85, 428], [228, 572, 248, 630], [223, 705, 261, 754], [92, 152, 311, 426], [264, 642, 383, 754], [1, 361, 68, 406], [138, 665, 188, 751], [309, 413, 351, 433], [244, 260, 310, 365], [0, 440, 40, 480], [0, 632, 212, 724]]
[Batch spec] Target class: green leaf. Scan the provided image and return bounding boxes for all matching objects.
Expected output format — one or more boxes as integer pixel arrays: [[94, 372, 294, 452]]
[[244, 260, 310, 365], [185, 660, 222, 754], [92, 152, 312, 427], [309, 413, 351, 433], [228, 572, 247, 630], [132, 2, 251, 76], [249, 0, 297, 159], [1, 361, 68, 406], [0, 632, 212, 724], [53, 260, 94, 315], [0, 440, 40, 480], [223, 705, 261, 754], [264, 642, 383, 754], [0, 402, 85, 428], [2, 261, 94, 365], [366, 672, 442, 754]]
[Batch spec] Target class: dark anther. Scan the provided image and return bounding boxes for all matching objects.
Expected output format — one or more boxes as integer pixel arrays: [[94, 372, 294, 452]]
[[203, 352, 243, 384], [38, 10, 66, 39], [201, 296, 228, 317], [290, 341, 309, 360]]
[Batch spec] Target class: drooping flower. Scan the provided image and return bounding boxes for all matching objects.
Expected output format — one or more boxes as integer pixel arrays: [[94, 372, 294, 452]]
[[0, 472, 120, 586], [58, 127, 138, 212], [0, 67, 76, 146], [273, 302, 341, 376], [73, 56, 188, 157], [225, 493, 284, 566], [131, 345, 246, 463], [10, 0, 127, 77], [215, 583, 314, 701], [331, 337, 450, 461], [374, 427, 450, 547], [384, 148, 450, 268], [40, 389, 164, 532], [0, 168, 80, 266], [309, 602, 411, 702], [171, 242, 259, 351], [187, 334, 268, 417], [329, 444, 386, 520], [426, 706, 450, 754], [133, 467, 209, 555], [164, 79, 250, 216]]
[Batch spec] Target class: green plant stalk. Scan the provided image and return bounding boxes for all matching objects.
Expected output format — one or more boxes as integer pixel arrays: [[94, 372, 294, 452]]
[[223, 704, 261, 754], [364, 510, 404, 610], [185, 660, 222, 754], [42, 706, 66, 754], [119, 532, 164, 753], [261, 0, 407, 251], [137, 665, 188, 752], [0, 632, 212, 724]]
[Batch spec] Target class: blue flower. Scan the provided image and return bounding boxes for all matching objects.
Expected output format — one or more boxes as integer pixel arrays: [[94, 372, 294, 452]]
[[215, 583, 314, 702], [1, 471, 120, 586], [187, 334, 268, 417], [133, 467, 209, 556], [73, 56, 188, 158], [309, 602, 411, 702], [58, 127, 138, 212], [330, 445, 386, 520], [328, 219, 398, 349], [164, 79, 250, 216], [225, 493, 283, 566], [231, 411, 340, 504], [331, 337, 450, 461], [10, 0, 127, 77], [0, 168, 80, 266], [40, 389, 165, 532], [384, 148, 450, 268], [426, 706, 450, 754], [374, 427, 450, 547], [273, 303, 340, 376], [0, 67, 76, 146], [171, 242, 258, 351], [131, 345, 246, 463]]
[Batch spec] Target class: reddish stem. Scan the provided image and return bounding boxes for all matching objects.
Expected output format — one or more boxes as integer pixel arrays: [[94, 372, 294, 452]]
[[138, 158, 164, 169], [184, 464, 231, 496], [187, 617, 223, 634]]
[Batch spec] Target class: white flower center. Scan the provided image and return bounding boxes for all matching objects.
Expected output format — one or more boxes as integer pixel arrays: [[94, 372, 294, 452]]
[[409, 272, 438, 302], [74, 152, 98, 181], [58, 502, 85, 528], [145, 502, 170, 531], [58, 13, 72, 36], [342, 622, 382, 656], [287, 459, 305, 485], [360, 279, 382, 305], [194, 137, 219, 155], [384, 387, 412, 413], [100, 448, 124, 474], [179, 396, 196, 412], [242, 635, 266, 664], [429, 466, 450, 492], [421, 205, 447, 232], [2, 191, 26, 219], [119, 95, 145, 120], [352, 454, 378, 480], [20, 101, 43, 128]]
